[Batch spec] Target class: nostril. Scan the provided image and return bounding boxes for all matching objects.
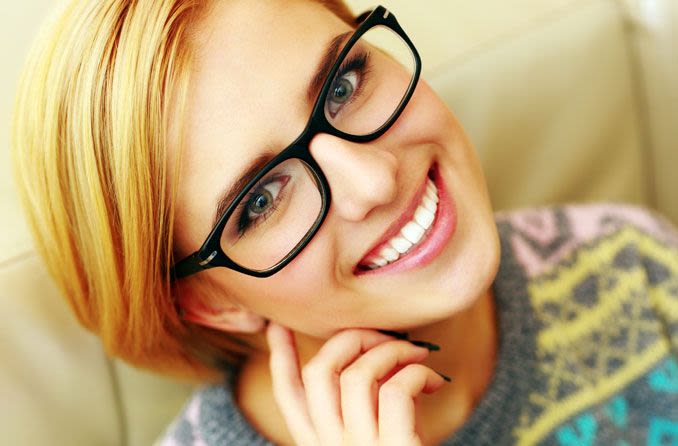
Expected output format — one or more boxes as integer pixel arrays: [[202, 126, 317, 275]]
[[345, 202, 371, 222]]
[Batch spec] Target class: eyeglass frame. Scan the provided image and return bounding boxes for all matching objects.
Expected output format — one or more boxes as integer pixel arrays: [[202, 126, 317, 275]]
[[171, 5, 422, 280]]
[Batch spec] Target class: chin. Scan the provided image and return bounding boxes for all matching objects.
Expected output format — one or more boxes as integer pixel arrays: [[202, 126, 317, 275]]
[[374, 218, 499, 332], [428, 194, 500, 319], [367, 164, 499, 330]]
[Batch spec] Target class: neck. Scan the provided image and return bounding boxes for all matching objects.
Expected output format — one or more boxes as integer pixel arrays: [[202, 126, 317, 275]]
[[237, 287, 498, 445]]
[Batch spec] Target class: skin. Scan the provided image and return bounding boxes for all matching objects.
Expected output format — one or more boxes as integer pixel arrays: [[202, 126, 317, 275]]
[[169, 0, 501, 444]]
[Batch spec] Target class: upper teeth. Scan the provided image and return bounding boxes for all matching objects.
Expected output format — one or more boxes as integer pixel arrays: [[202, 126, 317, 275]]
[[364, 179, 439, 269]]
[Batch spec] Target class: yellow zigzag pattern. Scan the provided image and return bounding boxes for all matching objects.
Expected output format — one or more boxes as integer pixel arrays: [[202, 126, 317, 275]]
[[513, 227, 678, 446]]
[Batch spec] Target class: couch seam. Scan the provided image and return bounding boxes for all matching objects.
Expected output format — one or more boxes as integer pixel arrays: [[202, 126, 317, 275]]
[[104, 355, 129, 446], [0, 249, 36, 270], [610, 0, 658, 208]]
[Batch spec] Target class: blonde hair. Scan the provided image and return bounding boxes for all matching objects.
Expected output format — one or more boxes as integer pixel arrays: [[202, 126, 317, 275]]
[[12, 0, 354, 381]]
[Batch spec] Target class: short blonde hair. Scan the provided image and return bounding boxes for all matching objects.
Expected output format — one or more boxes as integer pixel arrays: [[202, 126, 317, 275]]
[[12, 0, 353, 381]]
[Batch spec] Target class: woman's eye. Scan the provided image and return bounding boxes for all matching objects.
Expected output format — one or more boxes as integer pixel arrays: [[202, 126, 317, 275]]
[[325, 52, 369, 118], [248, 190, 273, 215], [327, 71, 358, 115], [238, 177, 288, 234]]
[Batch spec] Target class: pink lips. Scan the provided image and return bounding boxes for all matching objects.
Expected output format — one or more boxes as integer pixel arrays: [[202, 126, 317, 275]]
[[354, 163, 457, 276]]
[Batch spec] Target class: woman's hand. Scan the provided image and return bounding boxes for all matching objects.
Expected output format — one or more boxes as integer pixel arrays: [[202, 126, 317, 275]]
[[266, 321, 446, 446]]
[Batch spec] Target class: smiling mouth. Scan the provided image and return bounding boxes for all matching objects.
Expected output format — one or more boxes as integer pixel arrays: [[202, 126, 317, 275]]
[[356, 165, 440, 272]]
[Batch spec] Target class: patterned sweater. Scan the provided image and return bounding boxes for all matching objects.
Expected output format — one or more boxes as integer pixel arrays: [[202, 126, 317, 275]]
[[159, 204, 678, 445]]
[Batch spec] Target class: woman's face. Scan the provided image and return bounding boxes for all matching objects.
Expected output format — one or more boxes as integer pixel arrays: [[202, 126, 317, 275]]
[[170, 0, 500, 338]]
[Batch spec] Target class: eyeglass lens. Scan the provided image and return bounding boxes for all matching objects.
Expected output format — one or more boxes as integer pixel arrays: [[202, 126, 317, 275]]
[[325, 25, 416, 136], [220, 25, 416, 272]]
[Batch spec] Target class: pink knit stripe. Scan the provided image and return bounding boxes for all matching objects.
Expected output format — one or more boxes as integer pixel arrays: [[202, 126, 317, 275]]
[[497, 203, 674, 278]]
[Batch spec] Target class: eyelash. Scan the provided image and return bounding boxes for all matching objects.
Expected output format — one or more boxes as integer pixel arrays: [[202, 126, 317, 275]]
[[339, 51, 370, 78], [235, 176, 287, 237], [329, 50, 371, 114]]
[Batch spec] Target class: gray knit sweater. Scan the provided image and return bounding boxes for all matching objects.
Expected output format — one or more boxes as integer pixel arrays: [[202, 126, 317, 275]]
[[159, 204, 678, 445]]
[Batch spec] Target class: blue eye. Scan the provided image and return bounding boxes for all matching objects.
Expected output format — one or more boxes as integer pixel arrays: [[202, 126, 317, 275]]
[[329, 72, 357, 107], [326, 52, 370, 118], [248, 190, 274, 215], [236, 176, 288, 235]]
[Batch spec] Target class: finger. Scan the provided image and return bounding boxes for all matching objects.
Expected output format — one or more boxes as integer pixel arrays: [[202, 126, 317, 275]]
[[302, 329, 396, 443], [266, 322, 318, 446], [340, 341, 429, 442], [378, 363, 445, 443]]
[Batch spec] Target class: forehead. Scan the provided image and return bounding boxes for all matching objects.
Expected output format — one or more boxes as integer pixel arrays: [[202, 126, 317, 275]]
[[187, 0, 348, 141], [174, 0, 351, 244]]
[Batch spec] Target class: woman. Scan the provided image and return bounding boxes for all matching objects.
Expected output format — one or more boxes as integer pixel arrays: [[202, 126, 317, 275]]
[[12, 0, 677, 445]]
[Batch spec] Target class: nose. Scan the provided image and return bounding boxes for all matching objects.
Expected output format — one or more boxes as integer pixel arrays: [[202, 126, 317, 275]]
[[309, 133, 398, 221]]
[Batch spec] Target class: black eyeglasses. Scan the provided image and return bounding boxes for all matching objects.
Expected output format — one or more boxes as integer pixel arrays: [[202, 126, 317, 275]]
[[172, 5, 421, 279]]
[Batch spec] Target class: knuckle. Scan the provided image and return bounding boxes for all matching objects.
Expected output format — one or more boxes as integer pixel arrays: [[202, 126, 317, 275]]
[[326, 329, 361, 351], [400, 362, 428, 377], [301, 360, 325, 383], [389, 339, 419, 353], [372, 339, 426, 362], [379, 363, 427, 399], [343, 329, 366, 345], [378, 381, 407, 402], [336, 327, 388, 344], [337, 328, 371, 343], [339, 364, 370, 388]]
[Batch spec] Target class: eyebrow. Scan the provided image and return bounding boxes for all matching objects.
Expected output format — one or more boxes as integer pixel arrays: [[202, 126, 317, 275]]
[[306, 31, 353, 102], [212, 31, 353, 227], [212, 151, 275, 227]]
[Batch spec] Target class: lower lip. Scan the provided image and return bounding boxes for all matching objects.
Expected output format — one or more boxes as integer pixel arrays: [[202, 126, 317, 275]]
[[355, 164, 457, 276]]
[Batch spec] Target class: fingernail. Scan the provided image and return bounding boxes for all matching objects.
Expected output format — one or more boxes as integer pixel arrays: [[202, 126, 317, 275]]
[[435, 370, 452, 382], [409, 340, 440, 351], [377, 329, 409, 340], [376, 330, 440, 351]]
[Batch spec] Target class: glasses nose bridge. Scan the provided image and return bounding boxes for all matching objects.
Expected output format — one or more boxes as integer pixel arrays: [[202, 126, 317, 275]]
[[308, 130, 399, 185], [293, 116, 373, 166]]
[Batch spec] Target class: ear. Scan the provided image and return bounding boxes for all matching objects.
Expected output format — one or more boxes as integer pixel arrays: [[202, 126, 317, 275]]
[[178, 294, 266, 334]]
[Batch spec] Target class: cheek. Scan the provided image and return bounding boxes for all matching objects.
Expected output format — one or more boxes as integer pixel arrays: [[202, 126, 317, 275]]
[[408, 83, 487, 188], [275, 229, 338, 295], [228, 229, 339, 314], [388, 80, 467, 158]]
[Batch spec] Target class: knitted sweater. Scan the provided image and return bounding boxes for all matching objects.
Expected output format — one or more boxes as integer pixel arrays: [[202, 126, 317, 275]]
[[159, 204, 678, 445]]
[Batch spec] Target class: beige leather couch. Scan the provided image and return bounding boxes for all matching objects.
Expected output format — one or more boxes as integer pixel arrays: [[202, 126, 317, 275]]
[[2, 0, 676, 444]]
